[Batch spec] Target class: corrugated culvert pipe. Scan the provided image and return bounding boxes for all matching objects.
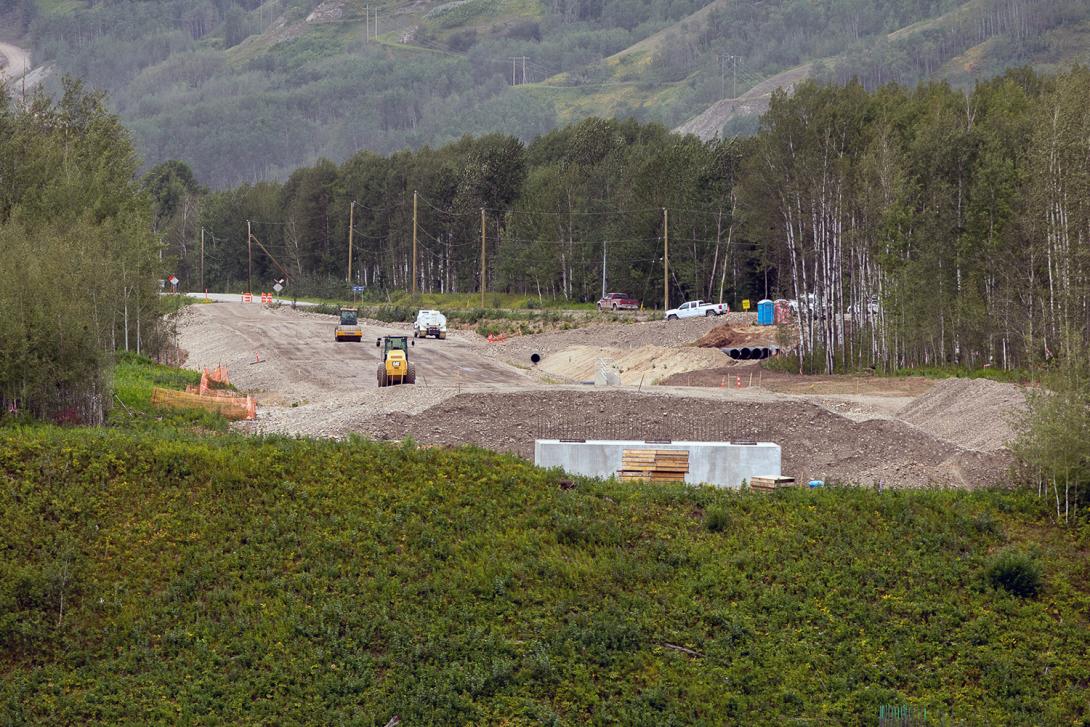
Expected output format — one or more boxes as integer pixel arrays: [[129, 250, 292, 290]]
[[530, 353, 542, 364]]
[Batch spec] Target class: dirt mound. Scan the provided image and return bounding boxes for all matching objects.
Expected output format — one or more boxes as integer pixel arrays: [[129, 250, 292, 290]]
[[495, 314, 749, 366], [693, 324, 741, 348], [897, 378, 1027, 452], [534, 345, 729, 384], [340, 389, 1013, 488]]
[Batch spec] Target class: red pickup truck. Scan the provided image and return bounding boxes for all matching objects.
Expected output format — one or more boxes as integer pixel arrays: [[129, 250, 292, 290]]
[[597, 292, 639, 311]]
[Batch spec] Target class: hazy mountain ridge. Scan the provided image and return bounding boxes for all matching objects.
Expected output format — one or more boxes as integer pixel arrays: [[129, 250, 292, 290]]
[[6, 0, 1088, 186]]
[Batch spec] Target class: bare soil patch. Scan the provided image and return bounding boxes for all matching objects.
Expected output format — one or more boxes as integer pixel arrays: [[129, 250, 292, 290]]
[[341, 389, 1013, 488], [898, 378, 1027, 452]]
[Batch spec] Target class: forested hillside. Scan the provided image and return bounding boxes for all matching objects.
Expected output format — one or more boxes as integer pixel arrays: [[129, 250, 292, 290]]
[[5, 0, 1089, 186]]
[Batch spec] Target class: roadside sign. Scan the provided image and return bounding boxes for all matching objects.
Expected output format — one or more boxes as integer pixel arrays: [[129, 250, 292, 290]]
[[159, 279, 166, 289], [352, 285, 365, 293], [169, 275, 179, 286], [742, 299, 751, 311], [273, 283, 283, 293]]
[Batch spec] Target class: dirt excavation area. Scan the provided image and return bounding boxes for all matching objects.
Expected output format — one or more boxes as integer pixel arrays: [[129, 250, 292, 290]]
[[176, 303, 1028, 488]]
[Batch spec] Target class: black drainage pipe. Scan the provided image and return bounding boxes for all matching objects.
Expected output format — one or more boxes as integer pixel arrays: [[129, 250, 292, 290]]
[[530, 352, 542, 364]]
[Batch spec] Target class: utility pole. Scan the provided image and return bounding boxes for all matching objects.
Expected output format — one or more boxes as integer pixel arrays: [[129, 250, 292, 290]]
[[347, 201, 356, 283], [364, 5, 369, 41], [373, 9, 378, 38], [200, 226, 205, 292], [663, 208, 669, 312], [601, 240, 607, 300], [509, 57, 528, 85], [412, 191, 418, 296], [480, 208, 486, 307], [719, 55, 738, 98], [246, 219, 253, 293]]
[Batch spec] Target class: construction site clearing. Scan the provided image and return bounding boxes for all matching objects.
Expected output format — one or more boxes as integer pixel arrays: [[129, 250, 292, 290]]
[[176, 301, 1028, 489]]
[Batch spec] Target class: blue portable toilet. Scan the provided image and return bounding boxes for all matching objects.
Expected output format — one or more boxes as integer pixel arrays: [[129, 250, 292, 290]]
[[757, 299, 774, 325]]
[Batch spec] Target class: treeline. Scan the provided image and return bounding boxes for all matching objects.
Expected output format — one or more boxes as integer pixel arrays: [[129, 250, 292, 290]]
[[160, 67, 1090, 373], [156, 119, 743, 304], [0, 81, 162, 423], [750, 68, 1090, 372]]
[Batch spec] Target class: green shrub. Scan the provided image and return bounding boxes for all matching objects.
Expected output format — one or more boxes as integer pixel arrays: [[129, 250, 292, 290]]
[[986, 549, 1043, 598], [705, 507, 730, 532]]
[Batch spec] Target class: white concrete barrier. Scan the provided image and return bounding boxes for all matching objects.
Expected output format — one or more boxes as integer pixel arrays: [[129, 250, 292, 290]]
[[534, 439, 781, 489]]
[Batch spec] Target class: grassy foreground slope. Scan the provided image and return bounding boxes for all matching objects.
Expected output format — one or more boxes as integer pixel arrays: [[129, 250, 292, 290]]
[[1, 430, 1088, 724]]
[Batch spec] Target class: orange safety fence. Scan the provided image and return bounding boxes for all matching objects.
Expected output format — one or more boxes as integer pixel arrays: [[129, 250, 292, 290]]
[[185, 385, 245, 399], [152, 387, 256, 420], [197, 366, 231, 396]]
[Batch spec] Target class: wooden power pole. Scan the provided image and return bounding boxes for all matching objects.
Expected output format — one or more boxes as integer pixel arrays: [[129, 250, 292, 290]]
[[200, 226, 205, 292], [480, 208, 486, 307], [247, 219, 253, 293], [347, 201, 356, 283], [663, 207, 670, 312], [412, 191, 418, 296]]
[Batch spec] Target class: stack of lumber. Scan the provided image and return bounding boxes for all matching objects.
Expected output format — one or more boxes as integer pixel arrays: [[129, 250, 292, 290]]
[[618, 449, 690, 483], [749, 475, 796, 492]]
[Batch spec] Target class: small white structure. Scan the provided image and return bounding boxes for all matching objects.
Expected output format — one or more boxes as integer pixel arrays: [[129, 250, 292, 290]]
[[535, 439, 781, 489]]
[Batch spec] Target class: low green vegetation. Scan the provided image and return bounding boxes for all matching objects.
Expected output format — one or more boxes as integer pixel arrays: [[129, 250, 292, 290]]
[[107, 353, 229, 433], [1, 426, 1088, 724]]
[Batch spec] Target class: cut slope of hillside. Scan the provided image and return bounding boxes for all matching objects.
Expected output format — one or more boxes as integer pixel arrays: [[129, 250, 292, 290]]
[[674, 62, 813, 139], [2, 428, 1088, 723]]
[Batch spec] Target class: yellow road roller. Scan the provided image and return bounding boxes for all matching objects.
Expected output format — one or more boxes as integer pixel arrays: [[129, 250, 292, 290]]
[[335, 308, 362, 342], [376, 335, 416, 387]]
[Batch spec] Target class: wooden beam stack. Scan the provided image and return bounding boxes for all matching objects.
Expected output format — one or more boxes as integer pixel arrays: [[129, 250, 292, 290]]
[[618, 449, 690, 483], [749, 475, 796, 492]]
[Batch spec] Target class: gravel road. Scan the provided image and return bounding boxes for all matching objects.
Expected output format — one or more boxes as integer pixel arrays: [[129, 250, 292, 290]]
[[177, 302, 530, 404], [175, 301, 1024, 488]]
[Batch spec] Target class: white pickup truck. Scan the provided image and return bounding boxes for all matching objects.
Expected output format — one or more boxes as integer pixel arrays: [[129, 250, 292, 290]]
[[414, 309, 447, 339], [664, 300, 730, 320]]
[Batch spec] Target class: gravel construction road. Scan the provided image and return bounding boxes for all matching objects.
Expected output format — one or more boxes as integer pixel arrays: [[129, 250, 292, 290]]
[[177, 302, 530, 404], [175, 302, 1024, 488]]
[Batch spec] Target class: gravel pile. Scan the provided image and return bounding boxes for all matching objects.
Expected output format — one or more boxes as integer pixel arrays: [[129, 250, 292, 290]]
[[339, 389, 1014, 488], [897, 378, 1027, 452]]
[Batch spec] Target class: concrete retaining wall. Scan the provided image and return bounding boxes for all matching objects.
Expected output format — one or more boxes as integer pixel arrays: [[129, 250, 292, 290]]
[[534, 439, 781, 489]]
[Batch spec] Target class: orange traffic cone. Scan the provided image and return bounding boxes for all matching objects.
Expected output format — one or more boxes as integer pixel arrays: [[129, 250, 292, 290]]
[[735, 375, 742, 388]]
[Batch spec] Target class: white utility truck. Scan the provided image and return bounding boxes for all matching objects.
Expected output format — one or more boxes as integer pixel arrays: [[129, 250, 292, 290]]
[[413, 309, 447, 339], [664, 300, 730, 320]]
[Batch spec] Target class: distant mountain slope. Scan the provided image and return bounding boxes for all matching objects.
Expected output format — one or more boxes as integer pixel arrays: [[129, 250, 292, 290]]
[[14, 0, 1090, 185], [674, 63, 814, 139]]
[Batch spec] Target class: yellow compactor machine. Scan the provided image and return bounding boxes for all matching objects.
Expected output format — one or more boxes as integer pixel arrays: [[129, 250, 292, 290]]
[[335, 308, 363, 342], [376, 335, 416, 387]]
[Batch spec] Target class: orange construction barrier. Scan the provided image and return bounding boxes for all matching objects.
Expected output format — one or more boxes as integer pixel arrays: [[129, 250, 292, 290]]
[[242, 292, 253, 303], [151, 387, 256, 421], [152, 365, 254, 420], [261, 292, 272, 303]]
